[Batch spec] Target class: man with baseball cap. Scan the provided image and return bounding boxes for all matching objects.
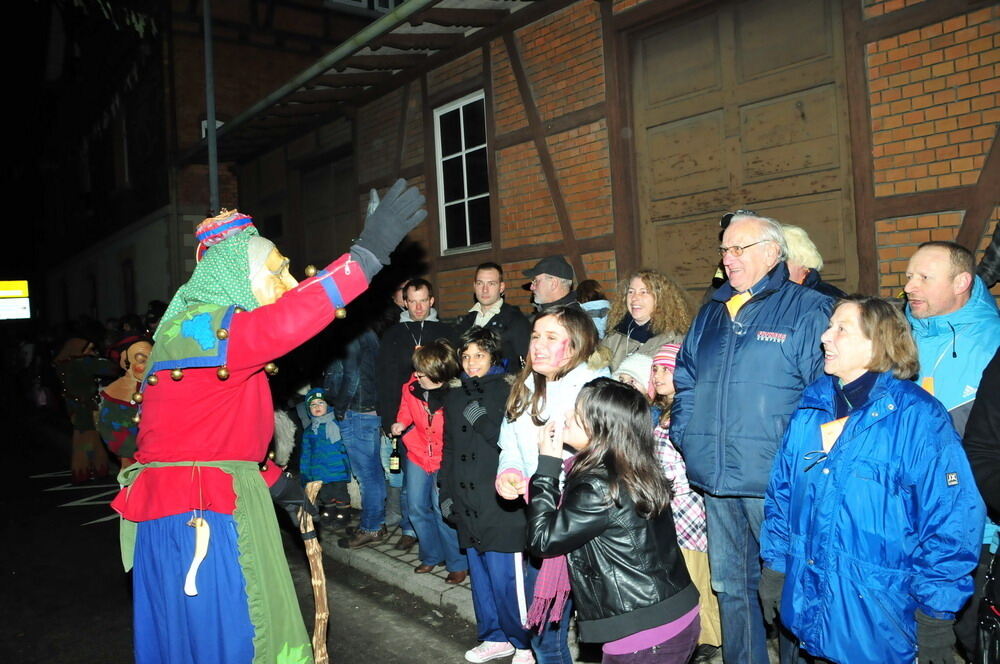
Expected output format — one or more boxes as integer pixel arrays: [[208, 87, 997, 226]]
[[524, 255, 584, 317]]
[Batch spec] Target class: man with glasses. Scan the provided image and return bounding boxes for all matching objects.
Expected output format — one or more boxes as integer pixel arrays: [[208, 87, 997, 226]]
[[671, 212, 833, 664]]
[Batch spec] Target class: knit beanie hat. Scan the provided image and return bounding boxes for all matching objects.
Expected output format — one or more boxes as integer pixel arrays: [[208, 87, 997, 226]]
[[653, 343, 681, 372], [305, 387, 328, 406], [616, 353, 654, 398]]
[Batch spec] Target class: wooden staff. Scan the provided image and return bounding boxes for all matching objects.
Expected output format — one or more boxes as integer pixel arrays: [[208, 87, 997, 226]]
[[298, 481, 329, 664]]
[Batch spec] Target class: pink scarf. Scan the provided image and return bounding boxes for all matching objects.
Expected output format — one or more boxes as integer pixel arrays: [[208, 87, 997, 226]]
[[525, 457, 575, 630]]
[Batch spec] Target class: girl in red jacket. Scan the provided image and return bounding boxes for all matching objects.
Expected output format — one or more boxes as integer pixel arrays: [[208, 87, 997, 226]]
[[391, 340, 468, 583]]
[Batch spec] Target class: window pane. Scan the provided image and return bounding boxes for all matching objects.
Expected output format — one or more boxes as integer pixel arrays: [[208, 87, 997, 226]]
[[439, 109, 462, 157], [465, 148, 489, 197], [442, 156, 464, 202], [462, 100, 486, 147], [445, 202, 467, 248], [468, 197, 491, 245]]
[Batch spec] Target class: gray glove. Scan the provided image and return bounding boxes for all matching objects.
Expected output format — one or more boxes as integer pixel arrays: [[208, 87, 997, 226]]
[[758, 567, 785, 625], [916, 609, 955, 664], [356, 179, 427, 266], [463, 400, 487, 426], [439, 497, 455, 523]]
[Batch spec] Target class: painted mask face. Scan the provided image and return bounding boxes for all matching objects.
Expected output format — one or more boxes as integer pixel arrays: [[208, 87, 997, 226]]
[[530, 315, 574, 380], [124, 341, 152, 382], [251, 248, 298, 306]]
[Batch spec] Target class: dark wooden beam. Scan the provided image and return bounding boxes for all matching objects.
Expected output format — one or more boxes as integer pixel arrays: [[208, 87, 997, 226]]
[[415, 8, 509, 28], [503, 32, 587, 281], [288, 88, 358, 103], [611, 0, 714, 31], [956, 130, 1000, 251], [494, 102, 606, 151], [872, 186, 976, 219], [861, 0, 994, 43], [341, 53, 428, 70], [600, 0, 638, 277], [313, 72, 394, 88], [432, 235, 616, 273], [394, 82, 411, 175], [483, 42, 502, 267], [842, 0, 879, 294], [371, 32, 464, 51]]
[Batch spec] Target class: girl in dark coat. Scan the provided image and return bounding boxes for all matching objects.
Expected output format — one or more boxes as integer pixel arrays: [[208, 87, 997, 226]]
[[528, 377, 699, 664], [441, 327, 533, 664]]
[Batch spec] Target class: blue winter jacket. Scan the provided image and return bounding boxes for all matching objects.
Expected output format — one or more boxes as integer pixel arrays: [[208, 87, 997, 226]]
[[906, 275, 1000, 433], [670, 262, 832, 497], [760, 372, 985, 664]]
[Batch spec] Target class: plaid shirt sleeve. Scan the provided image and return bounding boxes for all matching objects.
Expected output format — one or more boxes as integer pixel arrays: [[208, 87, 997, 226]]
[[655, 424, 708, 553]]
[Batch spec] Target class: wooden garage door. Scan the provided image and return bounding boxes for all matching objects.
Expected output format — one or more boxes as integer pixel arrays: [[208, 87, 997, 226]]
[[632, 0, 857, 293]]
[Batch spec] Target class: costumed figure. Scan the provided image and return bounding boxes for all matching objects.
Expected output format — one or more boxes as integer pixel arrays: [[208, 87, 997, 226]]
[[295, 388, 353, 521], [111, 179, 426, 664], [54, 336, 118, 483], [97, 335, 153, 470]]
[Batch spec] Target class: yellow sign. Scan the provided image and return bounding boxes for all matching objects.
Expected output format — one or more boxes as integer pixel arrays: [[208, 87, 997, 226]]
[[0, 280, 28, 298]]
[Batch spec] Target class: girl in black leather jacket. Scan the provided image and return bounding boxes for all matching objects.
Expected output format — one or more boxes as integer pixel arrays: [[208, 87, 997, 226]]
[[528, 378, 699, 663]]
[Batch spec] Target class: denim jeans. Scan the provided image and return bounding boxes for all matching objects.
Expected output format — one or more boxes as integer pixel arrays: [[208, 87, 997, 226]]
[[704, 495, 769, 664], [403, 458, 466, 571], [339, 411, 385, 533], [524, 556, 575, 664], [382, 434, 414, 536]]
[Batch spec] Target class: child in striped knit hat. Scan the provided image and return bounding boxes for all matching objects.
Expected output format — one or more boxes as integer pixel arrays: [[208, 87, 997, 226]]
[[651, 344, 722, 663]]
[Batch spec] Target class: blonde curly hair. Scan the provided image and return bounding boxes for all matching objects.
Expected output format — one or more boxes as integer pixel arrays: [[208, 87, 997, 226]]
[[606, 269, 693, 338]]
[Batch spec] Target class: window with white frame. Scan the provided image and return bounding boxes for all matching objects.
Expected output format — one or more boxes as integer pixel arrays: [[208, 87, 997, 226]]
[[434, 91, 490, 253]]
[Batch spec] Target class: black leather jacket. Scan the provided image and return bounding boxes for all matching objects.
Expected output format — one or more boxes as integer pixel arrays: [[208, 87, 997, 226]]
[[527, 455, 698, 643]]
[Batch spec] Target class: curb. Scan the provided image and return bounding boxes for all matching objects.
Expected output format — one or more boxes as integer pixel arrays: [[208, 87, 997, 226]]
[[321, 528, 476, 624]]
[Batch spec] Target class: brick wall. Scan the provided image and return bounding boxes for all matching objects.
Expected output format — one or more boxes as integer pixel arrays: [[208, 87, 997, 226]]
[[876, 206, 1000, 298], [868, 6, 999, 196], [863, 0, 929, 20], [357, 88, 406, 187]]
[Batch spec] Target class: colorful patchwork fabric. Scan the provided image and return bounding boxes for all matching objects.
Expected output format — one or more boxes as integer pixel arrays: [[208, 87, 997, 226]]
[[97, 392, 139, 457], [145, 303, 234, 377]]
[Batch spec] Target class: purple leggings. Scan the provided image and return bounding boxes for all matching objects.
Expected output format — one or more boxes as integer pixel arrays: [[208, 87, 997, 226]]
[[600, 616, 700, 664]]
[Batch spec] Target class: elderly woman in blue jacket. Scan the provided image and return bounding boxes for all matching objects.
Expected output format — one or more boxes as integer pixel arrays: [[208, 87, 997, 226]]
[[759, 295, 985, 664]]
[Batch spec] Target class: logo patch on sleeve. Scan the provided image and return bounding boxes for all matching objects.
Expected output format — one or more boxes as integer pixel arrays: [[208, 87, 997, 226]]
[[946, 472, 959, 487]]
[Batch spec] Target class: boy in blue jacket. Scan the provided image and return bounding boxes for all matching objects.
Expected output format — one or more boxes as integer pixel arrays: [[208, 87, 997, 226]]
[[297, 388, 352, 520]]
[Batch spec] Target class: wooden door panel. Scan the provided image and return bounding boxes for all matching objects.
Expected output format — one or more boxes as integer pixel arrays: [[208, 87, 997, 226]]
[[734, 0, 832, 81], [633, 0, 857, 293], [740, 84, 840, 181]]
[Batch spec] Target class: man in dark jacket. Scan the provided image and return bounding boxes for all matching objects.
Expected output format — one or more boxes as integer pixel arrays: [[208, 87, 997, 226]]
[[524, 255, 584, 318], [671, 212, 832, 664], [376, 278, 455, 434], [454, 262, 531, 371]]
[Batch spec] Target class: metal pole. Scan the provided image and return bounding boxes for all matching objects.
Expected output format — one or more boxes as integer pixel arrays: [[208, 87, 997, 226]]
[[202, 0, 219, 214]]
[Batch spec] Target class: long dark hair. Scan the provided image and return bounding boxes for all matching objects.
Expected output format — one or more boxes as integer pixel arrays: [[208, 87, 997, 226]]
[[570, 378, 671, 518]]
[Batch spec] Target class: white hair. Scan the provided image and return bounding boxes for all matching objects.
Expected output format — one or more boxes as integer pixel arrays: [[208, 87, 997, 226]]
[[247, 236, 277, 281], [730, 213, 788, 261], [782, 224, 824, 271]]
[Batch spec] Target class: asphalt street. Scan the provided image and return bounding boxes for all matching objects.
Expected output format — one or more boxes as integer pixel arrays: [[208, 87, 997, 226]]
[[0, 407, 472, 664]]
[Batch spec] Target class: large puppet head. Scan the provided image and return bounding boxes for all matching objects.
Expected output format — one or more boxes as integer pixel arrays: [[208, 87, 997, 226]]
[[108, 335, 154, 382], [156, 210, 297, 339]]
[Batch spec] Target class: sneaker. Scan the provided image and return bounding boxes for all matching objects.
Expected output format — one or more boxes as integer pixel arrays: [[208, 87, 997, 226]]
[[344, 526, 387, 549], [511, 649, 535, 664], [464, 641, 514, 663]]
